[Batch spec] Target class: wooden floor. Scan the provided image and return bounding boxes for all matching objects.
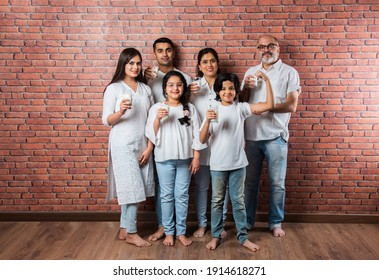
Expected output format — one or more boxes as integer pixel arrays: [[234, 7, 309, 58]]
[[0, 221, 378, 260]]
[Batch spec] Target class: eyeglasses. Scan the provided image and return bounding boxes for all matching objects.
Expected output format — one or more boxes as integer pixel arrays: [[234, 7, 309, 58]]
[[257, 43, 278, 51], [166, 83, 184, 88]]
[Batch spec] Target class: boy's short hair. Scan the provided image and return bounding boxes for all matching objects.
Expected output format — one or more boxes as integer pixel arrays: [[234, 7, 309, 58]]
[[153, 37, 175, 51], [213, 73, 241, 101]]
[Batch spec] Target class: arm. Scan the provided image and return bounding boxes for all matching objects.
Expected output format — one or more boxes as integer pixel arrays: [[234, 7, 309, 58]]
[[270, 89, 300, 113], [139, 139, 154, 166], [106, 98, 131, 126], [249, 71, 274, 114], [239, 74, 257, 103], [189, 150, 200, 174], [153, 107, 168, 135], [199, 109, 214, 144]]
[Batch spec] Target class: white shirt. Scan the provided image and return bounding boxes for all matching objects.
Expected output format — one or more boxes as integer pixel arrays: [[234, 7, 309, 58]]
[[190, 76, 219, 166], [241, 59, 301, 142], [148, 68, 192, 103], [201, 102, 252, 171], [145, 102, 206, 162]]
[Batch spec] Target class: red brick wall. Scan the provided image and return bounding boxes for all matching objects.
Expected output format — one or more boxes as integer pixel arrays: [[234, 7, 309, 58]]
[[1, 1, 378, 215]]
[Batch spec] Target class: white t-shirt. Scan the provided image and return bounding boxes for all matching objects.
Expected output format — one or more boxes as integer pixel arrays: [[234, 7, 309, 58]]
[[148, 68, 192, 103], [190, 76, 219, 166], [200, 102, 252, 171], [241, 59, 301, 142], [145, 102, 206, 162]]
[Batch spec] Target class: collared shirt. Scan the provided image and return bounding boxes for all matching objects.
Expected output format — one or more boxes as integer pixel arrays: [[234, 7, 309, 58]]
[[241, 59, 301, 142]]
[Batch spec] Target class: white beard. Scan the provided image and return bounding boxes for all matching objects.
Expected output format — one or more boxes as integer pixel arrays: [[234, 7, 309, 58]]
[[261, 52, 279, 64]]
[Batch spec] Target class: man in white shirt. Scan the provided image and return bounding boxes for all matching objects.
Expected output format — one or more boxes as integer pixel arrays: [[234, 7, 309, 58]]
[[241, 34, 301, 237], [144, 37, 192, 242], [145, 37, 192, 103]]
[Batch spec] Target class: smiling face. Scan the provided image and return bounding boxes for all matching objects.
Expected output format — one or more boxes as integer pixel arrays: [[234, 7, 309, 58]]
[[154, 42, 175, 67], [124, 55, 142, 78], [198, 52, 219, 78], [165, 75, 184, 102], [219, 80, 236, 105]]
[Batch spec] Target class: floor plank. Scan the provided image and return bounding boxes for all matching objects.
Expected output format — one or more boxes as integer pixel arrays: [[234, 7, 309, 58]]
[[0, 221, 378, 260]]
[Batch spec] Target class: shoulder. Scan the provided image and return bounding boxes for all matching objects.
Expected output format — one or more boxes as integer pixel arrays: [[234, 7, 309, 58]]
[[279, 61, 299, 74], [188, 103, 199, 114], [245, 64, 261, 75], [104, 81, 122, 95]]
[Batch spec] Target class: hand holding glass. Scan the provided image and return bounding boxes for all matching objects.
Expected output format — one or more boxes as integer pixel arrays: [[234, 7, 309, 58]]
[[190, 77, 201, 94], [208, 106, 218, 123], [159, 104, 170, 120], [122, 92, 133, 109]]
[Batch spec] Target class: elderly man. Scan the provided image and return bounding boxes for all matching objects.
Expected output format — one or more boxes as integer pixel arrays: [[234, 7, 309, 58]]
[[241, 35, 301, 237]]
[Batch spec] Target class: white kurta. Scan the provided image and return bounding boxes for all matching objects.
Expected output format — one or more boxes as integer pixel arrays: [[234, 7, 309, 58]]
[[102, 81, 155, 205]]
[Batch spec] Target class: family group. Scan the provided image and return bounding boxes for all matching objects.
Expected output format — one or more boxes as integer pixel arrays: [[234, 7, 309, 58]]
[[101, 35, 301, 253]]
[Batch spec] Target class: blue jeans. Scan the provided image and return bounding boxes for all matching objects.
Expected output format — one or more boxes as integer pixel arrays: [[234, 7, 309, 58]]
[[193, 166, 230, 228], [244, 137, 288, 230], [156, 159, 192, 236], [210, 168, 248, 244], [120, 203, 138, 233]]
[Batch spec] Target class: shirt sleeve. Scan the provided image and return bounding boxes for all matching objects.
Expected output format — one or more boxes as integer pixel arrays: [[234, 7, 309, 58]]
[[190, 104, 207, 151], [287, 67, 301, 95], [102, 84, 117, 127], [145, 104, 160, 146], [240, 102, 253, 120]]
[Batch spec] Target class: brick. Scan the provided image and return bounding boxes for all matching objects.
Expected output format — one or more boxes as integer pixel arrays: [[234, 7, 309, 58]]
[[0, 1, 378, 216]]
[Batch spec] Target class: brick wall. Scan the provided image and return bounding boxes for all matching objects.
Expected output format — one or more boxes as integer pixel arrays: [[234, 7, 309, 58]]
[[1, 0, 378, 215]]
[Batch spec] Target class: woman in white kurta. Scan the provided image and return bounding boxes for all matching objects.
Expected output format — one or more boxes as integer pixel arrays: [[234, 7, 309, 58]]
[[102, 48, 154, 247], [145, 71, 206, 247]]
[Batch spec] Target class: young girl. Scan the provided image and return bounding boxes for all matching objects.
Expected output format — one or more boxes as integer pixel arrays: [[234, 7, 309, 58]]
[[189, 48, 228, 238], [102, 48, 154, 247], [200, 72, 274, 252], [146, 71, 206, 247]]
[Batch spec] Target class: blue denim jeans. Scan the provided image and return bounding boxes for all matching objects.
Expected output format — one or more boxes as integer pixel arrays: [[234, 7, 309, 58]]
[[156, 159, 192, 236], [193, 166, 229, 228], [210, 168, 248, 244], [120, 203, 138, 233], [244, 137, 288, 230]]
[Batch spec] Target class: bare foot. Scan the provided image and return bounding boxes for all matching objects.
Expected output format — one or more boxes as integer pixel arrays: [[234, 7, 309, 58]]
[[193, 226, 206, 238], [221, 229, 228, 239], [242, 240, 260, 252], [206, 237, 221, 250], [163, 234, 175, 246], [272, 227, 285, 237], [125, 233, 151, 247], [177, 235, 193, 246], [119, 228, 127, 240], [148, 226, 165, 242]]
